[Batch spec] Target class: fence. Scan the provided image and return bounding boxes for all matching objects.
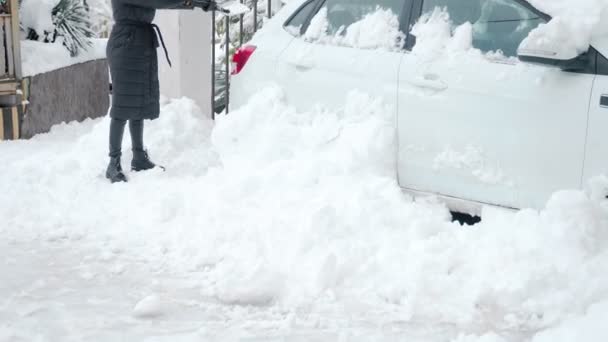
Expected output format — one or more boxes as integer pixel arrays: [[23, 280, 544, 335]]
[[0, 0, 22, 84], [20, 59, 109, 139], [0, 0, 22, 140], [211, 0, 280, 117], [0, 14, 18, 80]]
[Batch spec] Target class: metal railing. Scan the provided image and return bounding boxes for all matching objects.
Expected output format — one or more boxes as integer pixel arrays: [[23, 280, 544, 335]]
[[211, 0, 279, 117]]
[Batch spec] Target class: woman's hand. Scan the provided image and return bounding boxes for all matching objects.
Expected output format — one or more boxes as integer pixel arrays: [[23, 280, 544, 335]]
[[193, 0, 213, 11], [192, 0, 230, 13]]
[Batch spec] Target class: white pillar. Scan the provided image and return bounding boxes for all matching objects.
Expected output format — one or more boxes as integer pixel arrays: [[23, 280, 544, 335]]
[[154, 9, 213, 117]]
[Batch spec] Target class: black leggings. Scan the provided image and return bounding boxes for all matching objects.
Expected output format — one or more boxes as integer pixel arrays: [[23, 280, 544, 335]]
[[109, 118, 144, 158]]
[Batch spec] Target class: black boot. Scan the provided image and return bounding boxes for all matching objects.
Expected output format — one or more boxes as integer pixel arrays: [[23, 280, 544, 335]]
[[131, 149, 164, 172], [106, 157, 128, 183]]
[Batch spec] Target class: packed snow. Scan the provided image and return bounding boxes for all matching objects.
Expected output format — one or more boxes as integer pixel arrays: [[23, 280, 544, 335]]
[[2, 87, 608, 340]]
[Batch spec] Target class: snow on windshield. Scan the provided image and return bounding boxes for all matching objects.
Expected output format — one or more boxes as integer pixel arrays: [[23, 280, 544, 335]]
[[304, 7, 405, 51]]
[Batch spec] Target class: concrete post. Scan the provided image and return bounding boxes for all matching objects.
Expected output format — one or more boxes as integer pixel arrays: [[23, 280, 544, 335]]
[[154, 9, 213, 118]]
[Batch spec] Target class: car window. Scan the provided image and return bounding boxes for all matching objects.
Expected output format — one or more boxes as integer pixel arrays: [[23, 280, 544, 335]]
[[299, 0, 406, 50], [285, 0, 320, 36], [319, 0, 404, 35], [421, 0, 545, 57]]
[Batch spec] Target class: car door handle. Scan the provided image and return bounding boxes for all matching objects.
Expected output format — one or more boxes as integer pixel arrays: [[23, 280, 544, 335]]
[[408, 73, 448, 91], [293, 63, 313, 72], [286, 57, 314, 72], [601, 95, 608, 108]]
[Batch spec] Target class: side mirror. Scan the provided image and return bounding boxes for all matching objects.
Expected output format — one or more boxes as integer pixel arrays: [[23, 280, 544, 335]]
[[517, 33, 591, 72]]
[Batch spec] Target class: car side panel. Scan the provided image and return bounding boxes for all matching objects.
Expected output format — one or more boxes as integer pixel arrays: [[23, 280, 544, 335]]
[[583, 73, 608, 189], [398, 56, 594, 209], [276, 39, 402, 113], [230, 0, 307, 110]]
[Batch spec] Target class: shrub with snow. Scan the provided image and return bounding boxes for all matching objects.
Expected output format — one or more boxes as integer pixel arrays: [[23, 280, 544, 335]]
[[20, 0, 94, 56]]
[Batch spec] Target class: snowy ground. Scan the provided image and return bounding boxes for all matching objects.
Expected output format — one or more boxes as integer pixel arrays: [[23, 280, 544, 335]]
[[0, 239, 463, 341], [2, 88, 608, 341]]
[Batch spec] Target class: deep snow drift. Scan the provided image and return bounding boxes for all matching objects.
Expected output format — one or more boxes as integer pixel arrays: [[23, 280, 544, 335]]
[[2, 88, 608, 341]]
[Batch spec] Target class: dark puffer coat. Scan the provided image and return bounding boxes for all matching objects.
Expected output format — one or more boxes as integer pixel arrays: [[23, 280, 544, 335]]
[[108, 0, 193, 120]]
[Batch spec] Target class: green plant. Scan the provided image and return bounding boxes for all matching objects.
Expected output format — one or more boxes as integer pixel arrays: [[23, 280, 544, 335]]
[[52, 0, 94, 56]]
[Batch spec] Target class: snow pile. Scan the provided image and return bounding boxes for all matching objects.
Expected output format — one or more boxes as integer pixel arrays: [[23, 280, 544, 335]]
[[220, 1, 250, 16], [304, 7, 404, 51], [531, 300, 608, 342], [519, 16, 593, 60], [413, 1, 608, 61], [303, 7, 329, 41], [411, 8, 475, 60], [523, 0, 608, 57], [21, 38, 107, 76], [2, 88, 608, 340], [410, 8, 488, 64], [132, 294, 164, 318], [20, 0, 60, 39]]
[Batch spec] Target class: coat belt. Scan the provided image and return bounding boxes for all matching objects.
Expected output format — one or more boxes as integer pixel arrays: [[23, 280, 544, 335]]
[[115, 20, 172, 67]]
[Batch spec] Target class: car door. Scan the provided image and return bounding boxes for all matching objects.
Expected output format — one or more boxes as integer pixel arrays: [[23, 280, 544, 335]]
[[582, 51, 608, 189], [397, 0, 596, 209], [275, 0, 411, 113]]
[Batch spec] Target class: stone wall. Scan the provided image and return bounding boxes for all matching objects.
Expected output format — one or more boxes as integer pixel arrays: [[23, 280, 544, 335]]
[[21, 59, 109, 139]]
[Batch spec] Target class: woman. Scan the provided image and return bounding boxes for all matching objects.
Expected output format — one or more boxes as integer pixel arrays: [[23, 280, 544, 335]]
[[106, 0, 212, 183]]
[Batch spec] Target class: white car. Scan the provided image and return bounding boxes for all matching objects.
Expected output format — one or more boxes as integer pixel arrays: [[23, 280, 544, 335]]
[[230, 0, 608, 212]]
